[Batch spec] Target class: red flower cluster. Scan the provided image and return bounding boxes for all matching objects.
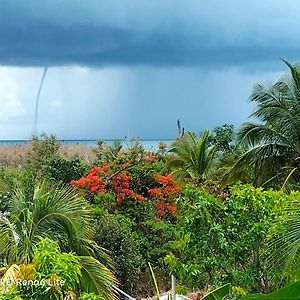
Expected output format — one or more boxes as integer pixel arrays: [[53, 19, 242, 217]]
[[71, 166, 107, 193], [143, 155, 157, 162], [148, 174, 180, 197], [111, 171, 144, 203], [155, 200, 177, 217], [71, 164, 144, 204], [158, 142, 168, 149], [148, 174, 180, 217]]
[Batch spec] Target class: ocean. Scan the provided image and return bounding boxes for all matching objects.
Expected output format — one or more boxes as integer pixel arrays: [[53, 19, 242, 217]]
[[0, 139, 173, 150]]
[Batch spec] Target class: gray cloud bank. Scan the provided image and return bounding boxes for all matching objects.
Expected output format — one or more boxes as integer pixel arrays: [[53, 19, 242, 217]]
[[1, 0, 300, 68]]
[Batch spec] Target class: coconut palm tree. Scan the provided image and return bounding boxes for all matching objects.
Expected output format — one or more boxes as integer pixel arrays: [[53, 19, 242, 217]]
[[227, 61, 300, 288], [267, 199, 300, 286], [0, 182, 117, 299], [168, 130, 217, 183], [228, 60, 300, 189]]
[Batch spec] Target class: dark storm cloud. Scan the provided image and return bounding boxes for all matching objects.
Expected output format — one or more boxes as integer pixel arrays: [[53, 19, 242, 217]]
[[1, 0, 300, 68]]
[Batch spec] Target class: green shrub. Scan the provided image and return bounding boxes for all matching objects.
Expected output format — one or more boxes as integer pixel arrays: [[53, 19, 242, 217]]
[[0, 167, 24, 215], [43, 156, 88, 183], [0, 191, 11, 216], [143, 218, 178, 266], [26, 133, 60, 173], [0, 167, 34, 211], [128, 159, 168, 193], [93, 140, 122, 164], [23, 134, 88, 190], [80, 292, 105, 300], [0, 167, 24, 190], [168, 184, 296, 293], [20, 134, 61, 196], [0, 238, 82, 300], [241, 281, 300, 299], [34, 238, 82, 290], [94, 213, 145, 294]]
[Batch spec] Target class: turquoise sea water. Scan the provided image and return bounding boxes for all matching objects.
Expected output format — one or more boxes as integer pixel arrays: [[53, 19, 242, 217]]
[[0, 139, 173, 150]]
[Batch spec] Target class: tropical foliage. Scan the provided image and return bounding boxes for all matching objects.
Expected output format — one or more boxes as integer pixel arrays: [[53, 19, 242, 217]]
[[0, 182, 116, 299], [165, 184, 300, 294], [3, 62, 300, 299], [168, 130, 217, 183], [228, 61, 300, 189], [241, 281, 300, 299], [0, 238, 109, 300], [201, 283, 231, 300]]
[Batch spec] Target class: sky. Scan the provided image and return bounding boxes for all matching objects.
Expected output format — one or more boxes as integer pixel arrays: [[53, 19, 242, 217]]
[[0, 0, 298, 140]]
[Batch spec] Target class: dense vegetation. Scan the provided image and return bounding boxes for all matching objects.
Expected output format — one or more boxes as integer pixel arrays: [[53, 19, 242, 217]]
[[1, 62, 300, 299]]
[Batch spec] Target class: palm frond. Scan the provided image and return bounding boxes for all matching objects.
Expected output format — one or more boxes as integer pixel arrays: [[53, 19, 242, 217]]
[[0, 182, 116, 297], [79, 256, 117, 300], [224, 143, 294, 187], [230, 61, 300, 188], [267, 202, 300, 285], [168, 130, 217, 183]]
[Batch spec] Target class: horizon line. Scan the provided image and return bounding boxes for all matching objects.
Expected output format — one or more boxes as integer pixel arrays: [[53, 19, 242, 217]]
[[0, 138, 175, 142]]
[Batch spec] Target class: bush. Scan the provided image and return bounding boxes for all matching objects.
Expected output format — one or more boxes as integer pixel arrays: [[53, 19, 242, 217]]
[[73, 155, 180, 295], [94, 207, 178, 296], [0, 191, 11, 216], [0, 167, 32, 213], [26, 133, 60, 174], [168, 184, 296, 293], [94, 213, 145, 294], [71, 156, 175, 222], [93, 140, 122, 164], [80, 292, 105, 300], [22, 134, 88, 190], [0, 238, 82, 300], [34, 238, 82, 291], [21, 134, 61, 196], [43, 156, 88, 183]]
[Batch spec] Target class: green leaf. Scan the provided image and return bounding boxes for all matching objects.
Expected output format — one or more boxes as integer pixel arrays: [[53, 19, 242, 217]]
[[79, 256, 116, 300], [201, 283, 230, 300], [241, 281, 300, 299]]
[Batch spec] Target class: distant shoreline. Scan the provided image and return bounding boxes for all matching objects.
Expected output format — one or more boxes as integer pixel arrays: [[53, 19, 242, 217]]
[[0, 139, 173, 149], [0, 138, 173, 142]]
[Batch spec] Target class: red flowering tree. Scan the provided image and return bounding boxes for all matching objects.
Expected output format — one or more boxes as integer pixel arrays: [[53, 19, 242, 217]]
[[71, 163, 144, 205], [148, 174, 180, 218], [71, 158, 181, 218]]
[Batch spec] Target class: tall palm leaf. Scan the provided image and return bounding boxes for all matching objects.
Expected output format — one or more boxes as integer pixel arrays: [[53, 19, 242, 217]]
[[0, 182, 117, 299], [227, 60, 300, 189], [168, 130, 217, 183], [267, 200, 300, 286]]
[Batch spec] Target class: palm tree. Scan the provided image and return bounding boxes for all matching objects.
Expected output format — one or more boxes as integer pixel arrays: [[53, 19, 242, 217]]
[[168, 130, 217, 183], [228, 60, 300, 189], [267, 199, 300, 286], [0, 182, 117, 299]]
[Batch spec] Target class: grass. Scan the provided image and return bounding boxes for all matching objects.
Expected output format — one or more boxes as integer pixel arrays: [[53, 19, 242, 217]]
[[0, 143, 96, 167]]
